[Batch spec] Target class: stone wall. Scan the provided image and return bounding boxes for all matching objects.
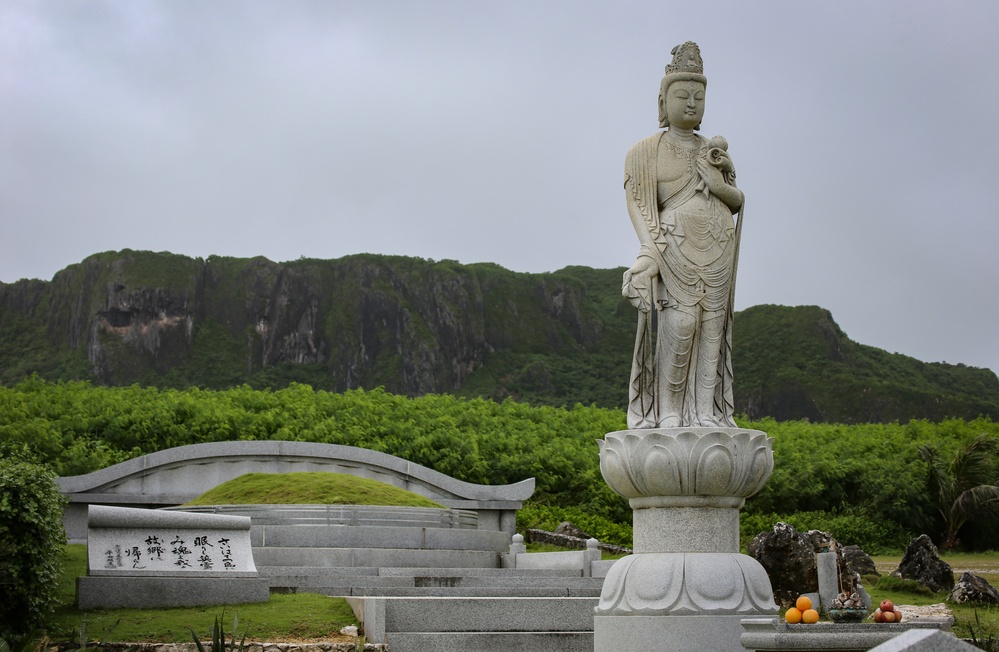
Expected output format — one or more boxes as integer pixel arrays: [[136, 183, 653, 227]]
[[525, 528, 631, 555], [59, 441, 534, 542]]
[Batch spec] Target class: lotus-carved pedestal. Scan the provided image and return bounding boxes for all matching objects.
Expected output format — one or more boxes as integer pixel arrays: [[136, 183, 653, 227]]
[[593, 428, 779, 651]]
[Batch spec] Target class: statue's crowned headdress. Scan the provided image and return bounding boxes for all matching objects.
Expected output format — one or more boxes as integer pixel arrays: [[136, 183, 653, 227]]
[[659, 41, 707, 128], [664, 41, 703, 78]]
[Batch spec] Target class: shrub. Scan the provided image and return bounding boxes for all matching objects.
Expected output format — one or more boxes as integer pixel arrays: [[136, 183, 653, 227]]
[[740, 509, 911, 555], [0, 451, 67, 640], [517, 502, 633, 547]]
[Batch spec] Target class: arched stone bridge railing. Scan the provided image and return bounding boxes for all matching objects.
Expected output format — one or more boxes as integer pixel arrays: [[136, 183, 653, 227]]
[[58, 441, 534, 542]]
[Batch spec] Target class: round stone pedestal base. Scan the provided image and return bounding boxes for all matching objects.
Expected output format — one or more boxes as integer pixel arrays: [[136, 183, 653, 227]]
[[594, 614, 750, 652], [596, 552, 777, 615], [594, 553, 777, 651]]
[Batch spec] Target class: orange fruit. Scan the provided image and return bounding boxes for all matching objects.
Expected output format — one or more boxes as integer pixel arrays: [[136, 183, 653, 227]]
[[802, 608, 820, 624], [795, 595, 813, 611], [784, 607, 802, 624]]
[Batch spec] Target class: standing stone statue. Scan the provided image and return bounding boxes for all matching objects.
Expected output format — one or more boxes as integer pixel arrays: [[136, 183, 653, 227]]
[[622, 41, 744, 429], [595, 43, 775, 651]]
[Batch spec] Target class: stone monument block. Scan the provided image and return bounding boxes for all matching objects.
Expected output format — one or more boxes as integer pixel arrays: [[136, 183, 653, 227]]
[[78, 505, 269, 609]]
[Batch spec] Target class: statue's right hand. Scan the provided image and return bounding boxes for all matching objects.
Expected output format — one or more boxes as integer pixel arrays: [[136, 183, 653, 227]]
[[628, 255, 658, 277]]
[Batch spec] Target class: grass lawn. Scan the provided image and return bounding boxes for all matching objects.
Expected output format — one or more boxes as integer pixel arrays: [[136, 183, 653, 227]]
[[186, 472, 444, 508], [49, 545, 359, 644], [871, 552, 999, 586]]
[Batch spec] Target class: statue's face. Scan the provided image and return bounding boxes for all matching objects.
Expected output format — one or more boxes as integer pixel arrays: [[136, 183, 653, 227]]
[[664, 80, 705, 130]]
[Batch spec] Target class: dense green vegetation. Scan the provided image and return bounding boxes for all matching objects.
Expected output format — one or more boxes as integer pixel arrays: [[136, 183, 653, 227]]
[[3, 378, 998, 552], [0, 450, 67, 642], [186, 472, 444, 508], [2, 251, 997, 423], [920, 435, 999, 550]]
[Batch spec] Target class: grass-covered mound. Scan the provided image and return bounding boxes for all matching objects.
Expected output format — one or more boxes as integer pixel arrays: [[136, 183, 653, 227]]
[[184, 471, 445, 508]]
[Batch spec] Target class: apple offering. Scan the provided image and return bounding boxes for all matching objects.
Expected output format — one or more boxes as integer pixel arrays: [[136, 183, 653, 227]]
[[873, 599, 903, 623]]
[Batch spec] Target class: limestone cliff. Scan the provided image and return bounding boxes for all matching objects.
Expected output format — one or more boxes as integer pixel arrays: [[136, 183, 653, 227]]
[[0, 251, 617, 399]]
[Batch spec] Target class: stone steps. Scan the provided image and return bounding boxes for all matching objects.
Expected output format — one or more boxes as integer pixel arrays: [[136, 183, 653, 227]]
[[326, 585, 602, 597], [381, 632, 593, 651], [258, 565, 604, 597], [251, 524, 509, 552], [253, 546, 501, 569], [258, 565, 584, 577], [379, 566, 584, 577], [358, 596, 598, 651]]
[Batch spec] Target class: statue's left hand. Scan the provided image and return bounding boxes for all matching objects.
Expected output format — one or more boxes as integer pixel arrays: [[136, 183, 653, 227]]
[[696, 157, 743, 211], [696, 158, 729, 193]]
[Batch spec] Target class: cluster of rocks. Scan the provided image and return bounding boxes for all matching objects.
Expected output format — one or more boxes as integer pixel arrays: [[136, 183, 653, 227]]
[[525, 522, 632, 556], [750, 523, 999, 608], [889, 534, 998, 603]]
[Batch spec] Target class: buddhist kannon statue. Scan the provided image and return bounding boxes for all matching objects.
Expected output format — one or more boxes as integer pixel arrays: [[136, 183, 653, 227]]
[[622, 41, 744, 429]]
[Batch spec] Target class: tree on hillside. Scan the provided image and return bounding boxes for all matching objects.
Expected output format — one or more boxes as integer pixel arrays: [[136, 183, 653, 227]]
[[919, 434, 999, 550]]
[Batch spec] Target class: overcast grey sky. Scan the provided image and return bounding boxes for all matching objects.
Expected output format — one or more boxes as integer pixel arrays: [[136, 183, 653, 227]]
[[2, 1, 998, 375]]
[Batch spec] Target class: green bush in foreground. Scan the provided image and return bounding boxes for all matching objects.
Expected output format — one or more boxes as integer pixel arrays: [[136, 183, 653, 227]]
[[0, 450, 66, 641]]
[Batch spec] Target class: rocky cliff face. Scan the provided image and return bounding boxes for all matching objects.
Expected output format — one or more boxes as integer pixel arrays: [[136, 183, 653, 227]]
[[0, 251, 610, 397]]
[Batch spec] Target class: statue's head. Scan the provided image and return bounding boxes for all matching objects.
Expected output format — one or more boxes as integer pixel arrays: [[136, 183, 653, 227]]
[[658, 41, 707, 129]]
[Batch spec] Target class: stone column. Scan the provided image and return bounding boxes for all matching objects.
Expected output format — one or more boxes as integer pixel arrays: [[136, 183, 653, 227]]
[[816, 550, 839, 612], [593, 428, 779, 652]]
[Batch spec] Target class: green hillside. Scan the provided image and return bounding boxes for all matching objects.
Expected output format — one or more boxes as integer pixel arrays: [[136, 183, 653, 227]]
[[1, 250, 996, 422]]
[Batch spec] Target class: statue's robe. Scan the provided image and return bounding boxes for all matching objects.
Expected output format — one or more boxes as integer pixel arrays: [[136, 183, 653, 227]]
[[623, 131, 739, 429]]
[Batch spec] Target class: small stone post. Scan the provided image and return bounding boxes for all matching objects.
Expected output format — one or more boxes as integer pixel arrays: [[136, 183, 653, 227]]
[[816, 551, 839, 612]]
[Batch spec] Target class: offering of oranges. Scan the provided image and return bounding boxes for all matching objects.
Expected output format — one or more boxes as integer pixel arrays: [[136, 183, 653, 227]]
[[785, 595, 820, 624]]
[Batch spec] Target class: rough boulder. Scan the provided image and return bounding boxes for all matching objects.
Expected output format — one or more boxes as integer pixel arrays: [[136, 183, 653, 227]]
[[747, 522, 847, 606], [948, 572, 999, 604], [891, 534, 954, 593], [842, 544, 879, 578]]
